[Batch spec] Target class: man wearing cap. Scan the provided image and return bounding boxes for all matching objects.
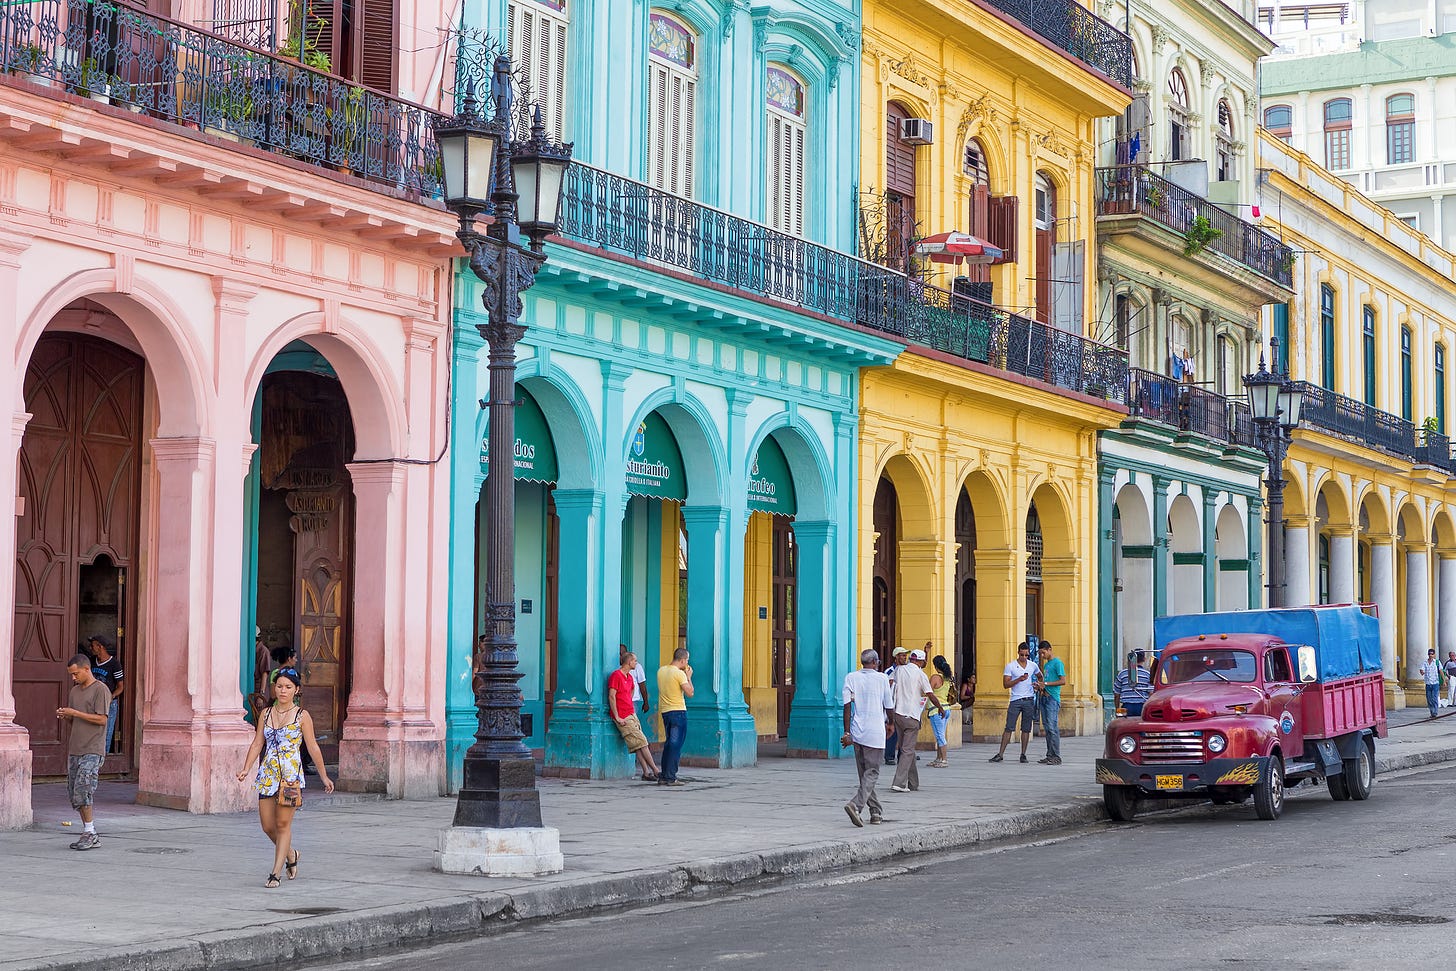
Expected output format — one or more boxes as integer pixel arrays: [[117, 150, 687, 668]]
[[841, 649, 895, 826], [1113, 651, 1153, 717], [1445, 651, 1456, 709], [1419, 648, 1444, 719], [889, 647, 946, 793]]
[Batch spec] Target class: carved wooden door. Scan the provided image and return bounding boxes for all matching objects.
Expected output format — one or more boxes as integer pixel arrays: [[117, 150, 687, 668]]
[[15, 335, 142, 777], [771, 516, 796, 738], [293, 485, 351, 763]]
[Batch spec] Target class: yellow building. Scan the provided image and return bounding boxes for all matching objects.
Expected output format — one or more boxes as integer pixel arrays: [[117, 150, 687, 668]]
[[858, 0, 1133, 735]]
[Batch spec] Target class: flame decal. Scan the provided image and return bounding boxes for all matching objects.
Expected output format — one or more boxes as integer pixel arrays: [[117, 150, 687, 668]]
[[1215, 762, 1260, 786], [1096, 765, 1125, 785]]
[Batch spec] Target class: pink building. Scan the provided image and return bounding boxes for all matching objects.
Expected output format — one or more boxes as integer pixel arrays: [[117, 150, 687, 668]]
[[0, 0, 457, 827]]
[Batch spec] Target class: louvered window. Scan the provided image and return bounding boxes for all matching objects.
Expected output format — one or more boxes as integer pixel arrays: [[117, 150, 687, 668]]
[[507, 0, 569, 143], [647, 12, 696, 197], [765, 65, 806, 236]]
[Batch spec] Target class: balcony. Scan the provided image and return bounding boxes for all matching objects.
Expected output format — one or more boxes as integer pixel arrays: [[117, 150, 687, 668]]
[[976, 0, 1134, 88], [558, 163, 1128, 404], [1096, 165, 1294, 289], [1294, 382, 1420, 458], [1126, 368, 1254, 447], [0, 0, 442, 199]]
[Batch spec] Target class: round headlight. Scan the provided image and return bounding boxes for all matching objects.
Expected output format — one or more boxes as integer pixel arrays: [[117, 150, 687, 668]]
[[1118, 735, 1137, 754], [1207, 733, 1227, 754]]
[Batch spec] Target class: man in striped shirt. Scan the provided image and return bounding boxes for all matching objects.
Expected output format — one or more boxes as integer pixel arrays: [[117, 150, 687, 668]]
[[1113, 651, 1153, 716]]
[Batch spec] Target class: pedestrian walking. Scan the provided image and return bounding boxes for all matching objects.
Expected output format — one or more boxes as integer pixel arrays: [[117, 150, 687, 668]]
[[608, 652, 661, 781], [1446, 651, 1456, 708], [87, 635, 124, 755], [841, 649, 895, 827], [266, 645, 316, 775], [889, 648, 946, 792], [619, 643, 652, 718], [656, 648, 694, 786], [927, 653, 956, 767], [57, 654, 111, 850], [1419, 649, 1443, 719], [883, 646, 907, 764], [1035, 641, 1066, 765], [237, 667, 333, 888], [989, 642, 1039, 764], [1112, 651, 1153, 716]]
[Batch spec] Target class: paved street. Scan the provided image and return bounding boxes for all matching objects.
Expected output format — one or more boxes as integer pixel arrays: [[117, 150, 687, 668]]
[[324, 762, 1456, 971]]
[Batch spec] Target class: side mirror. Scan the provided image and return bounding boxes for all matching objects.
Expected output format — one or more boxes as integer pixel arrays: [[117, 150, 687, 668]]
[[1296, 645, 1317, 683]]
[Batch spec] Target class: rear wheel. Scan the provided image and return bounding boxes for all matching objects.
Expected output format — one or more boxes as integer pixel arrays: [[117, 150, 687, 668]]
[[1254, 756, 1285, 820], [1327, 770, 1351, 801], [1104, 785, 1139, 822], [1345, 739, 1374, 801]]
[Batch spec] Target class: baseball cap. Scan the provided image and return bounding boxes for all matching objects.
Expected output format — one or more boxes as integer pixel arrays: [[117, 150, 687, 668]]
[[891, 646, 909, 656], [909, 649, 927, 661]]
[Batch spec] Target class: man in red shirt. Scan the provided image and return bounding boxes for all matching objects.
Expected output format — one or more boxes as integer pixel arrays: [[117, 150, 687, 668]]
[[608, 652, 661, 781]]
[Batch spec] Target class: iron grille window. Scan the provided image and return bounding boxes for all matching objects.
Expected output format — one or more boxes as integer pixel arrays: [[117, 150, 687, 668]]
[[1025, 507, 1043, 582]]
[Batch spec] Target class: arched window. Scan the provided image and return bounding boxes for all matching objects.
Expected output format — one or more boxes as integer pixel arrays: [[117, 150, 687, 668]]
[[1401, 325, 1413, 421], [1437, 343, 1448, 435], [1323, 98, 1353, 170], [1264, 104, 1293, 142], [1362, 305, 1376, 406], [1168, 68, 1190, 161], [507, 0, 569, 142], [1320, 284, 1336, 390], [647, 11, 697, 196], [1215, 98, 1236, 181], [1386, 93, 1415, 165], [765, 65, 806, 236]]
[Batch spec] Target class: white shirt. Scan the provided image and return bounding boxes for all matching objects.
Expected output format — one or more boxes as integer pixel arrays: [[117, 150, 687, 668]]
[[1420, 660, 1442, 685], [1005, 659, 1040, 701], [892, 663, 933, 719], [630, 663, 647, 702], [843, 669, 894, 748]]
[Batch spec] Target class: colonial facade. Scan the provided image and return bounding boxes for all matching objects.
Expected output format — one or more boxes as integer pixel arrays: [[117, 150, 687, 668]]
[[1260, 129, 1456, 708]]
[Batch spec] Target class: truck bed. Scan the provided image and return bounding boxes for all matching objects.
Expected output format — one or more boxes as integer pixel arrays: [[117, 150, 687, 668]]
[[1300, 672, 1387, 739]]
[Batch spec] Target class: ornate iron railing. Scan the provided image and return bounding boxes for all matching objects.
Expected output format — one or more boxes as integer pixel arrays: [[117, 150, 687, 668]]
[[1096, 165, 1294, 287], [977, 0, 1133, 88], [1416, 429, 1456, 473], [559, 163, 1128, 403], [1294, 382, 1417, 458], [1126, 368, 1253, 446], [0, 0, 442, 197]]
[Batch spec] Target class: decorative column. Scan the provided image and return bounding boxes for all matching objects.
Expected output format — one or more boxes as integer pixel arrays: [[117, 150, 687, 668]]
[[0, 413, 33, 829], [1438, 552, 1456, 656], [1247, 496, 1264, 608], [1284, 516, 1313, 607], [1096, 467, 1117, 723], [969, 548, 1019, 739], [1201, 490, 1218, 612], [784, 520, 839, 757], [445, 322, 486, 791], [1404, 542, 1432, 691], [1328, 525, 1357, 605], [1369, 533, 1402, 706], [1152, 477, 1170, 617]]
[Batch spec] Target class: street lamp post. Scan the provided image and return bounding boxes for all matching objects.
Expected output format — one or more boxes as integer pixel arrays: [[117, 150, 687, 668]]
[[1244, 338, 1304, 609], [433, 56, 572, 877]]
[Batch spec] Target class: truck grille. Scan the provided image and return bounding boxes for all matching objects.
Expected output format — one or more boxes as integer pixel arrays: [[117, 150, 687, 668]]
[[1139, 730, 1204, 763]]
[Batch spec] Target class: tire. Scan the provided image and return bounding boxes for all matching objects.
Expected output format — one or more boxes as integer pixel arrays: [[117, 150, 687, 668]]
[[1344, 739, 1374, 801], [1254, 755, 1285, 820], [1327, 770, 1351, 801], [1104, 785, 1139, 822]]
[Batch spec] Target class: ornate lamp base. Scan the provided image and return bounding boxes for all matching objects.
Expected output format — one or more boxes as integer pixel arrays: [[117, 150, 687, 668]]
[[433, 825, 564, 877]]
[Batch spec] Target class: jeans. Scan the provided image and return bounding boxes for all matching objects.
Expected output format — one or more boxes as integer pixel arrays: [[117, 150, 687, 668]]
[[660, 710, 688, 782], [928, 709, 949, 747], [104, 698, 119, 754], [1040, 694, 1061, 759], [891, 713, 920, 790], [884, 726, 898, 764], [850, 743, 883, 817], [1448, 678, 1456, 708], [1426, 683, 1441, 718]]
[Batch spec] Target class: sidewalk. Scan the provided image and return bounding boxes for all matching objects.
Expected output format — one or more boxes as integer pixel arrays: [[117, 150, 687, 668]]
[[8, 716, 1456, 971]]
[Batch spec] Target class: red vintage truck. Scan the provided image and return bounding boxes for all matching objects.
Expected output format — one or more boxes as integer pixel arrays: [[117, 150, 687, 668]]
[[1096, 605, 1386, 821]]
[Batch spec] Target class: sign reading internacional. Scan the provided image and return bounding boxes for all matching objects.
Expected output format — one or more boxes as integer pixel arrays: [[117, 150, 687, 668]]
[[626, 412, 686, 500], [747, 435, 796, 515], [480, 388, 559, 483]]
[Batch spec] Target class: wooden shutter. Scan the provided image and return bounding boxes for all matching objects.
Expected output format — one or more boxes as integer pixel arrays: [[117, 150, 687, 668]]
[[885, 103, 915, 195], [767, 109, 806, 236], [968, 184, 990, 239], [1035, 228, 1053, 324], [648, 60, 694, 196], [302, 0, 343, 74], [508, 0, 569, 142], [648, 59, 669, 190], [987, 195, 1018, 264], [358, 0, 396, 92]]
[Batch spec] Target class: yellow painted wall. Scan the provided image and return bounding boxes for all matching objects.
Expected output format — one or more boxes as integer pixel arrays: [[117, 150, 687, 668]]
[[741, 511, 777, 736]]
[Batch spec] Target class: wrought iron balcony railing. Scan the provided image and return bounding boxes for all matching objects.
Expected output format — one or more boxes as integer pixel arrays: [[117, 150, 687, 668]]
[[1416, 429, 1456, 474], [1, 0, 442, 197], [1293, 382, 1418, 459], [1126, 368, 1253, 446], [977, 0, 1133, 88], [559, 162, 1128, 403], [1096, 165, 1294, 287]]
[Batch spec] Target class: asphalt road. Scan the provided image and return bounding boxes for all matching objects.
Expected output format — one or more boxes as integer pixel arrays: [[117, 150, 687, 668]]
[[313, 765, 1456, 971]]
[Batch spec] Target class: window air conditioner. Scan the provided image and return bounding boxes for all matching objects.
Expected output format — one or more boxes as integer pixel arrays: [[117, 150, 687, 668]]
[[900, 118, 934, 146]]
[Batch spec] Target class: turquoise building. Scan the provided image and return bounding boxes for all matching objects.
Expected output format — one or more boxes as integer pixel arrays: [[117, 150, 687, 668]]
[[446, 0, 900, 782]]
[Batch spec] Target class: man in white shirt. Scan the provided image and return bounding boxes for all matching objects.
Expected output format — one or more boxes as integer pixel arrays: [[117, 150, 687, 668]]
[[990, 642, 1040, 764], [841, 649, 895, 827], [889, 648, 947, 793], [619, 643, 651, 716]]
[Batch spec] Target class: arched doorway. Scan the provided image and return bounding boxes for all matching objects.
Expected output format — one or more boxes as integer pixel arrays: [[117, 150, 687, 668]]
[[1215, 502, 1249, 610], [871, 476, 898, 657], [1025, 503, 1043, 640], [1167, 494, 1202, 615], [1114, 483, 1154, 657], [954, 489, 977, 690], [620, 410, 688, 695], [742, 433, 799, 739]]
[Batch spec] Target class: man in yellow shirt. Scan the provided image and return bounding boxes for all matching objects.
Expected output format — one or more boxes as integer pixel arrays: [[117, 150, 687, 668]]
[[656, 648, 694, 786]]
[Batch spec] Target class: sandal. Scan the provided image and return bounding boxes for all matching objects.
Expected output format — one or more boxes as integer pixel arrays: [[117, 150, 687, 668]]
[[641, 774, 658, 782], [285, 850, 300, 880], [265, 873, 281, 889]]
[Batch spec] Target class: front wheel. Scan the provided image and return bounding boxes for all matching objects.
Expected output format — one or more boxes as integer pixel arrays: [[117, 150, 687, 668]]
[[1104, 785, 1138, 822], [1344, 739, 1374, 801], [1254, 756, 1285, 820]]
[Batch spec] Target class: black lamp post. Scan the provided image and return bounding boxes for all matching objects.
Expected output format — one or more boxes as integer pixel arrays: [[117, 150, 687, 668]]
[[1244, 337, 1304, 608], [436, 56, 572, 831]]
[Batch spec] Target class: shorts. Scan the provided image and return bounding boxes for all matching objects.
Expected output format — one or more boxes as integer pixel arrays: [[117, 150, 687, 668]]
[[67, 753, 103, 810], [1004, 697, 1036, 733], [614, 713, 649, 753]]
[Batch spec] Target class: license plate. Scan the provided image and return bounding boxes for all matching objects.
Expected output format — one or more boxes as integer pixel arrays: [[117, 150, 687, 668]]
[[1156, 774, 1184, 791]]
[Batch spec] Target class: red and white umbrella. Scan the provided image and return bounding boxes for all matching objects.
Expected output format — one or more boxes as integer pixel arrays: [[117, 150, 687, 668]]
[[912, 231, 1004, 265]]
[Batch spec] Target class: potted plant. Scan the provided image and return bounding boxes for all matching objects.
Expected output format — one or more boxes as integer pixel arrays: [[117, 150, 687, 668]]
[[1183, 214, 1223, 257], [1143, 184, 1165, 210], [1279, 249, 1298, 275], [77, 57, 112, 104]]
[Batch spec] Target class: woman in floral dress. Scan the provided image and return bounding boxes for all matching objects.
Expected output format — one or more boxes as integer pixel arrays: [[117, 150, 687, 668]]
[[238, 667, 333, 887]]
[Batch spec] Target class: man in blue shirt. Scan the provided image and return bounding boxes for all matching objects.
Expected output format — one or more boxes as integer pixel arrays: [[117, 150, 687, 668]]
[[1113, 651, 1153, 716], [1035, 641, 1066, 766]]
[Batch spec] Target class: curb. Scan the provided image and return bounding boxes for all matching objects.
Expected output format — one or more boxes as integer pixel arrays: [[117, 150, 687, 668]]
[[12, 741, 1456, 971]]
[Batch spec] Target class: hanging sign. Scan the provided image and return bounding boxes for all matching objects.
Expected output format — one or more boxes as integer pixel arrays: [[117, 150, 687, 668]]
[[480, 388, 559, 483], [747, 435, 797, 516], [625, 412, 686, 500]]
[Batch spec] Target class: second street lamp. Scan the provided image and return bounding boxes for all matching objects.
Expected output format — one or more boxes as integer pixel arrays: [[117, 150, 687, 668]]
[[433, 55, 573, 877], [1244, 338, 1302, 609]]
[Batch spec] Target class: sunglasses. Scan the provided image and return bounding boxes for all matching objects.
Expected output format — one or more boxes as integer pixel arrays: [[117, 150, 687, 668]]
[[271, 667, 301, 684]]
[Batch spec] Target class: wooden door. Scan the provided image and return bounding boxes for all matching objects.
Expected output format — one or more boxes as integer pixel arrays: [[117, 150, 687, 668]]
[[872, 477, 898, 658], [954, 492, 977, 684], [771, 516, 796, 737], [15, 335, 142, 777], [295, 506, 350, 762], [1026, 583, 1043, 642], [544, 493, 559, 728]]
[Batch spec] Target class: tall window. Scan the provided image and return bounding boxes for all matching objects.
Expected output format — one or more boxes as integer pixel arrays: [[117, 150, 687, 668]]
[[508, 0, 569, 142], [1034, 173, 1056, 324], [765, 65, 806, 236], [1273, 302, 1291, 374], [1317, 534, 1330, 605], [1320, 284, 1336, 390], [1437, 344, 1448, 434], [1401, 326, 1413, 421], [1168, 69, 1190, 161], [1386, 93, 1415, 165], [1215, 99, 1236, 182], [1362, 305, 1376, 405], [1323, 98, 1352, 170], [647, 11, 697, 197], [1264, 104, 1293, 142]]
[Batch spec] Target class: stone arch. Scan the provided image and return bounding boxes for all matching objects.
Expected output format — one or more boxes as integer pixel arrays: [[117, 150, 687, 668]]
[[874, 450, 936, 539], [1433, 507, 1456, 553], [743, 412, 833, 523], [1357, 486, 1391, 535], [1114, 481, 1154, 657], [1167, 493, 1202, 615], [1283, 467, 1308, 519], [958, 468, 1010, 551], [513, 364, 601, 493], [621, 387, 726, 508], [1396, 500, 1424, 542], [1216, 501, 1249, 610], [1314, 474, 1353, 527], [1027, 481, 1076, 673]]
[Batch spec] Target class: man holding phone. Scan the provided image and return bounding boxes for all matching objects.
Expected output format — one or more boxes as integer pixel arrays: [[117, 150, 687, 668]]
[[989, 642, 1039, 764]]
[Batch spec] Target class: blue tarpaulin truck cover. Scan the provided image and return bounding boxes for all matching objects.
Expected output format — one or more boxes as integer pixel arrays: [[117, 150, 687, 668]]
[[1153, 607, 1381, 682]]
